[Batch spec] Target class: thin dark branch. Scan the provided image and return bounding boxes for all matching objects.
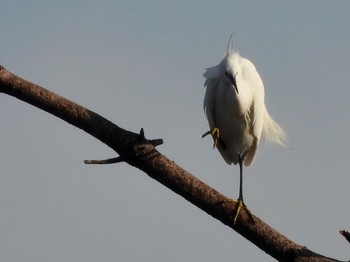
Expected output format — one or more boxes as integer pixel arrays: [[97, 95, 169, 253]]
[[0, 65, 343, 262], [84, 157, 124, 164], [340, 230, 350, 245]]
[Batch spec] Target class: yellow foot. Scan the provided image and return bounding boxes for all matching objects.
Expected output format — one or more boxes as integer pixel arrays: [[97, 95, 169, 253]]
[[211, 127, 220, 148], [202, 127, 220, 149], [228, 199, 255, 224]]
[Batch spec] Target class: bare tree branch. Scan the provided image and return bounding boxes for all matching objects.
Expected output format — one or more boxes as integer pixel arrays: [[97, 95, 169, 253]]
[[0, 65, 344, 262]]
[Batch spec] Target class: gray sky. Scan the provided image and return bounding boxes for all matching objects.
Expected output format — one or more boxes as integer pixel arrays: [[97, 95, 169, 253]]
[[1, 1, 350, 261]]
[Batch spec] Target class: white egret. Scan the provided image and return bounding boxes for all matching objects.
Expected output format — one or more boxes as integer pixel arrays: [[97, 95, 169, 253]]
[[202, 36, 286, 223]]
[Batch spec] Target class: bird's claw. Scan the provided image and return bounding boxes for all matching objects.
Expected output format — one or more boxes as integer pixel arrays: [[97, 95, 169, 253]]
[[227, 198, 255, 224], [201, 130, 211, 138], [202, 127, 220, 149]]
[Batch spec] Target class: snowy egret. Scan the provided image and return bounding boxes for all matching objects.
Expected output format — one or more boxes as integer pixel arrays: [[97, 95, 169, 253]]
[[202, 36, 286, 224]]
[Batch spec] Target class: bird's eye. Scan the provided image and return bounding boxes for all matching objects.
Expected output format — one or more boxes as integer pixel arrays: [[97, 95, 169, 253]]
[[225, 71, 238, 79], [225, 71, 236, 82], [225, 71, 233, 79]]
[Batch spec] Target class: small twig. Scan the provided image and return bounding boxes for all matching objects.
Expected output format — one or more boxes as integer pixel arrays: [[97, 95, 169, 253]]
[[148, 138, 163, 147], [138, 128, 145, 140], [138, 128, 163, 147], [340, 230, 350, 245], [84, 157, 124, 164], [84, 129, 163, 164]]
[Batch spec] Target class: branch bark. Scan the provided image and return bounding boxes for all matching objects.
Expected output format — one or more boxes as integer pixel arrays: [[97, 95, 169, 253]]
[[0, 65, 344, 262]]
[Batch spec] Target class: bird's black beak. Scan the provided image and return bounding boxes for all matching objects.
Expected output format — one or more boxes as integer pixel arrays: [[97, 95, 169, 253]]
[[225, 72, 239, 94], [233, 83, 239, 94]]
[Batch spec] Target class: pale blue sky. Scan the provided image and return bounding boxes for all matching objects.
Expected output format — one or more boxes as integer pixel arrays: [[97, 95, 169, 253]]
[[1, 1, 350, 261]]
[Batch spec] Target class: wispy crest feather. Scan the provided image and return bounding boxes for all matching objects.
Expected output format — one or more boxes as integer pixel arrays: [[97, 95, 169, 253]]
[[203, 34, 236, 81], [226, 33, 235, 55]]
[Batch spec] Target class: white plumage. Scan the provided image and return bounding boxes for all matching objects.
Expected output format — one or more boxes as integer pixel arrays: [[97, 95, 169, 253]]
[[203, 38, 286, 223], [203, 47, 286, 166]]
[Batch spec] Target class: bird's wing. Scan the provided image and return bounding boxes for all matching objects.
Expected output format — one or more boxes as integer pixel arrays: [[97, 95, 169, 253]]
[[203, 64, 221, 129], [203, 78, 218, 129], [252, 95, 265, 143], [241, 60, 265, 166], [240, 58, 287, 147], [244, 100, 263, 166]]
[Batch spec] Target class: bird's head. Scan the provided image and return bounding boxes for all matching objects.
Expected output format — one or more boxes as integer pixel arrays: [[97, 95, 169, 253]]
[[203, 35, 242, 95], [220, 51, 241, 94]]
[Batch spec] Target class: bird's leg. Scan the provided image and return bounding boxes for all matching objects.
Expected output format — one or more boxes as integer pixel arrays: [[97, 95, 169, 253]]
[[230, 155, 255, 224]]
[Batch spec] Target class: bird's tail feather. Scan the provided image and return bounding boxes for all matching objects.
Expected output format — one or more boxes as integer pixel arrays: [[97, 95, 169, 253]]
[[262, 108, 287, 146]]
